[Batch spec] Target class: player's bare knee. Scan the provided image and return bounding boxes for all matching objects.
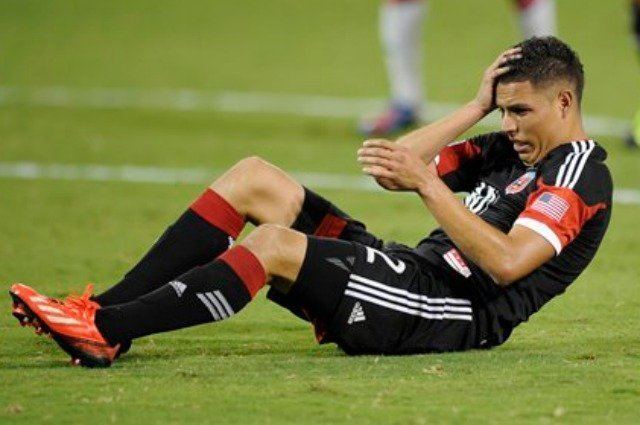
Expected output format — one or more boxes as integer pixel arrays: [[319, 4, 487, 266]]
[[211, 156, 267, 188], [280, 184, 305, 224], [241, 224, 287, 259], [209, 156, 272, 210], [210, 156, 303, 225], [237, 155, 270, 174], [241, 224, 306, 281]]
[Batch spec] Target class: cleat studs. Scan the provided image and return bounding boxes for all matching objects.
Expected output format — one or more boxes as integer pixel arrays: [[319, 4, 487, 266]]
[[20, 317, 29, 326], [35, 326, 43, 335], [71, 358, 81, 366]]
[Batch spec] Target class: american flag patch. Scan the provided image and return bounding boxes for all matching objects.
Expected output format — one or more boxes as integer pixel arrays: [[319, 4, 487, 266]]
[[531, 192, 569, 222]]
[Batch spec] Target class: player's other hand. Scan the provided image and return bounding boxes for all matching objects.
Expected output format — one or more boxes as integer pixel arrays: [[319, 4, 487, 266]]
[[357, 139, 431, 192], [473, 47, 522, 114]]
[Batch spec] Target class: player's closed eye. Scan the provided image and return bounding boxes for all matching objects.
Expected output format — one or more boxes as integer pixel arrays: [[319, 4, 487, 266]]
[[506, 107, 530, 117]]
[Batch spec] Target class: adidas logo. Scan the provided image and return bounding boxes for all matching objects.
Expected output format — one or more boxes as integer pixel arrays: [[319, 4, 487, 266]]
[[347, 301, 366, 324], [169, 281, 187, 297]]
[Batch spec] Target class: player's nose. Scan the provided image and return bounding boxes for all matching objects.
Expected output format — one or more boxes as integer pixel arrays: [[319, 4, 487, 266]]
[[501, 114, 517, 133]]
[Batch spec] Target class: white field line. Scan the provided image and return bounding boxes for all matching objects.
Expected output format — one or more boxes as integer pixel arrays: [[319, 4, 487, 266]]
[[0, 86, 631, 138], [1, 161, 638, 206]]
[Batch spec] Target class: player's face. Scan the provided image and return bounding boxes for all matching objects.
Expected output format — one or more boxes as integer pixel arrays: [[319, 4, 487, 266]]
[[496, 80, 564, 166]]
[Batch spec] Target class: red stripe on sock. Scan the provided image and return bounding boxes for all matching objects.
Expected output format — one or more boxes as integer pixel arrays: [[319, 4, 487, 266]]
[[218, 246, 266, 298], [190, 189, 245, 238], [314, 214, 347, 238]]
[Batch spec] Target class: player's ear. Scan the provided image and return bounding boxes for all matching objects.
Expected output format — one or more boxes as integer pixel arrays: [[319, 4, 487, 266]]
[[557, 89, 573, 119]]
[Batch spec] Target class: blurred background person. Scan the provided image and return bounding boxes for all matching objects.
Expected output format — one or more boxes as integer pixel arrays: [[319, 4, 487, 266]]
[[360, 0, 557, 136], [627, 0, 640, 148]]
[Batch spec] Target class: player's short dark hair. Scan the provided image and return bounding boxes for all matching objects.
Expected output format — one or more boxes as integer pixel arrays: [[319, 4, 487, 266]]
[[498, 36, 585, 103]]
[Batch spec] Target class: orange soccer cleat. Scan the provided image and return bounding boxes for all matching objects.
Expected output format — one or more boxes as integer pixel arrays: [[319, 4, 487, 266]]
[[9, 283, 120, 367]]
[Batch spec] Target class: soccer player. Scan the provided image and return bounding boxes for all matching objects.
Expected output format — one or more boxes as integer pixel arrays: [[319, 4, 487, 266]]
[[360, 0, 557, 136], [10, 37, 611, 367]]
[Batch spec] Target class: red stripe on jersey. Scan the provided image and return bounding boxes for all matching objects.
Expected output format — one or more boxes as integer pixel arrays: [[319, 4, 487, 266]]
[[518, 180, 607, 249], [436, 140, 482, 176], [314, 214, 348, 238]]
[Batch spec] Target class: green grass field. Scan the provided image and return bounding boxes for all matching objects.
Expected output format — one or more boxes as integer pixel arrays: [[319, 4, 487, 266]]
[[1, 0, 639, 423]]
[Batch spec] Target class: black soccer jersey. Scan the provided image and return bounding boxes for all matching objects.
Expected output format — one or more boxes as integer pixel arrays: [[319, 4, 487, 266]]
[[413, 132, 612, 347]]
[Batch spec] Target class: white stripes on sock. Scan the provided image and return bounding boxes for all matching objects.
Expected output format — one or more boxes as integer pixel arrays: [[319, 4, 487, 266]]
[[196, 290, 235, 321]]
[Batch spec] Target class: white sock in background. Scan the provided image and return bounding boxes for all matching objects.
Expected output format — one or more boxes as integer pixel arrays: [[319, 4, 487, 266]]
[[517, 0, 557, 38], [380, 0, 427, 111]]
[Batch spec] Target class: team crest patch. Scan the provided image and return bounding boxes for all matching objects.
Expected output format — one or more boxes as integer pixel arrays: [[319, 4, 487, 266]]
[[443, 249, 472, 278], [505, 171, 536, 194]]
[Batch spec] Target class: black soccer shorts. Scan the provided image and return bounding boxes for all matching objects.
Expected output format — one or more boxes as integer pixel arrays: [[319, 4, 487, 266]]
[[266, 188, 477, 355]]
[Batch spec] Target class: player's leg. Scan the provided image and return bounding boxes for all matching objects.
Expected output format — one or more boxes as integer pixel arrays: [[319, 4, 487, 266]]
[[95, 155, 384, 308], [515, 0, 556, 38], [95, 185, 386, 340], [10, 227, 473, 365], [94, 225, 307, 346], [94, 156, 306, 306], [11, 225, 310, 366], [359, 0, 426, 137], [269, 237, 477, 355], [264, 184, 385, 323], [11, 156, 382, 359]]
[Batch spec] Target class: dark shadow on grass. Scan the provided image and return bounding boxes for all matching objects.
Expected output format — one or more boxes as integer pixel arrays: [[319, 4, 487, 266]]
[[0, 358, 85, 370], [8, 331, 637, 369], [117, 339, 346, 362]]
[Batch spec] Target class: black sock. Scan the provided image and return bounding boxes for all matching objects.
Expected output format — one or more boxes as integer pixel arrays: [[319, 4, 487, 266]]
[[95, 246, 266, 344], [94, 189, 245, 306]]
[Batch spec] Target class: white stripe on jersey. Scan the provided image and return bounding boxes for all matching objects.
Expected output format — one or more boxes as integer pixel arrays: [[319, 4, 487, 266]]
[[556, 142, 582, 187], [556, 140, 595, 189], [514, 217, 563, 254], [566, 141, 595, 189]]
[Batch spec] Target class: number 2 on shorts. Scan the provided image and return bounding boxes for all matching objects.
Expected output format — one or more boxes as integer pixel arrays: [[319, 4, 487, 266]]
[[365, 246, 406, 274]]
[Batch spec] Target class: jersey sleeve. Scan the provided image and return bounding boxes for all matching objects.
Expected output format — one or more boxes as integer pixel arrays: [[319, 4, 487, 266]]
[[434, 136, 485, 192], [513, 158, 611, 255]]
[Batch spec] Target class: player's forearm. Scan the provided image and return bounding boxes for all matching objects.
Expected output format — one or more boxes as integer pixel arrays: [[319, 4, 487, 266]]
[[396, 100, 487, 162], [416, 174, 518, 285]]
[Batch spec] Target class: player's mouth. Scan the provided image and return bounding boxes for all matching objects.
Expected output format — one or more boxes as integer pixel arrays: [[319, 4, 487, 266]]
[[513, 141, 533, 155]]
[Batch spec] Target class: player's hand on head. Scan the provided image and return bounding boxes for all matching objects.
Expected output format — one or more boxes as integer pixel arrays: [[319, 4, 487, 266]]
[[474, 47, 522, 114], [357, 139, 430, 192]]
